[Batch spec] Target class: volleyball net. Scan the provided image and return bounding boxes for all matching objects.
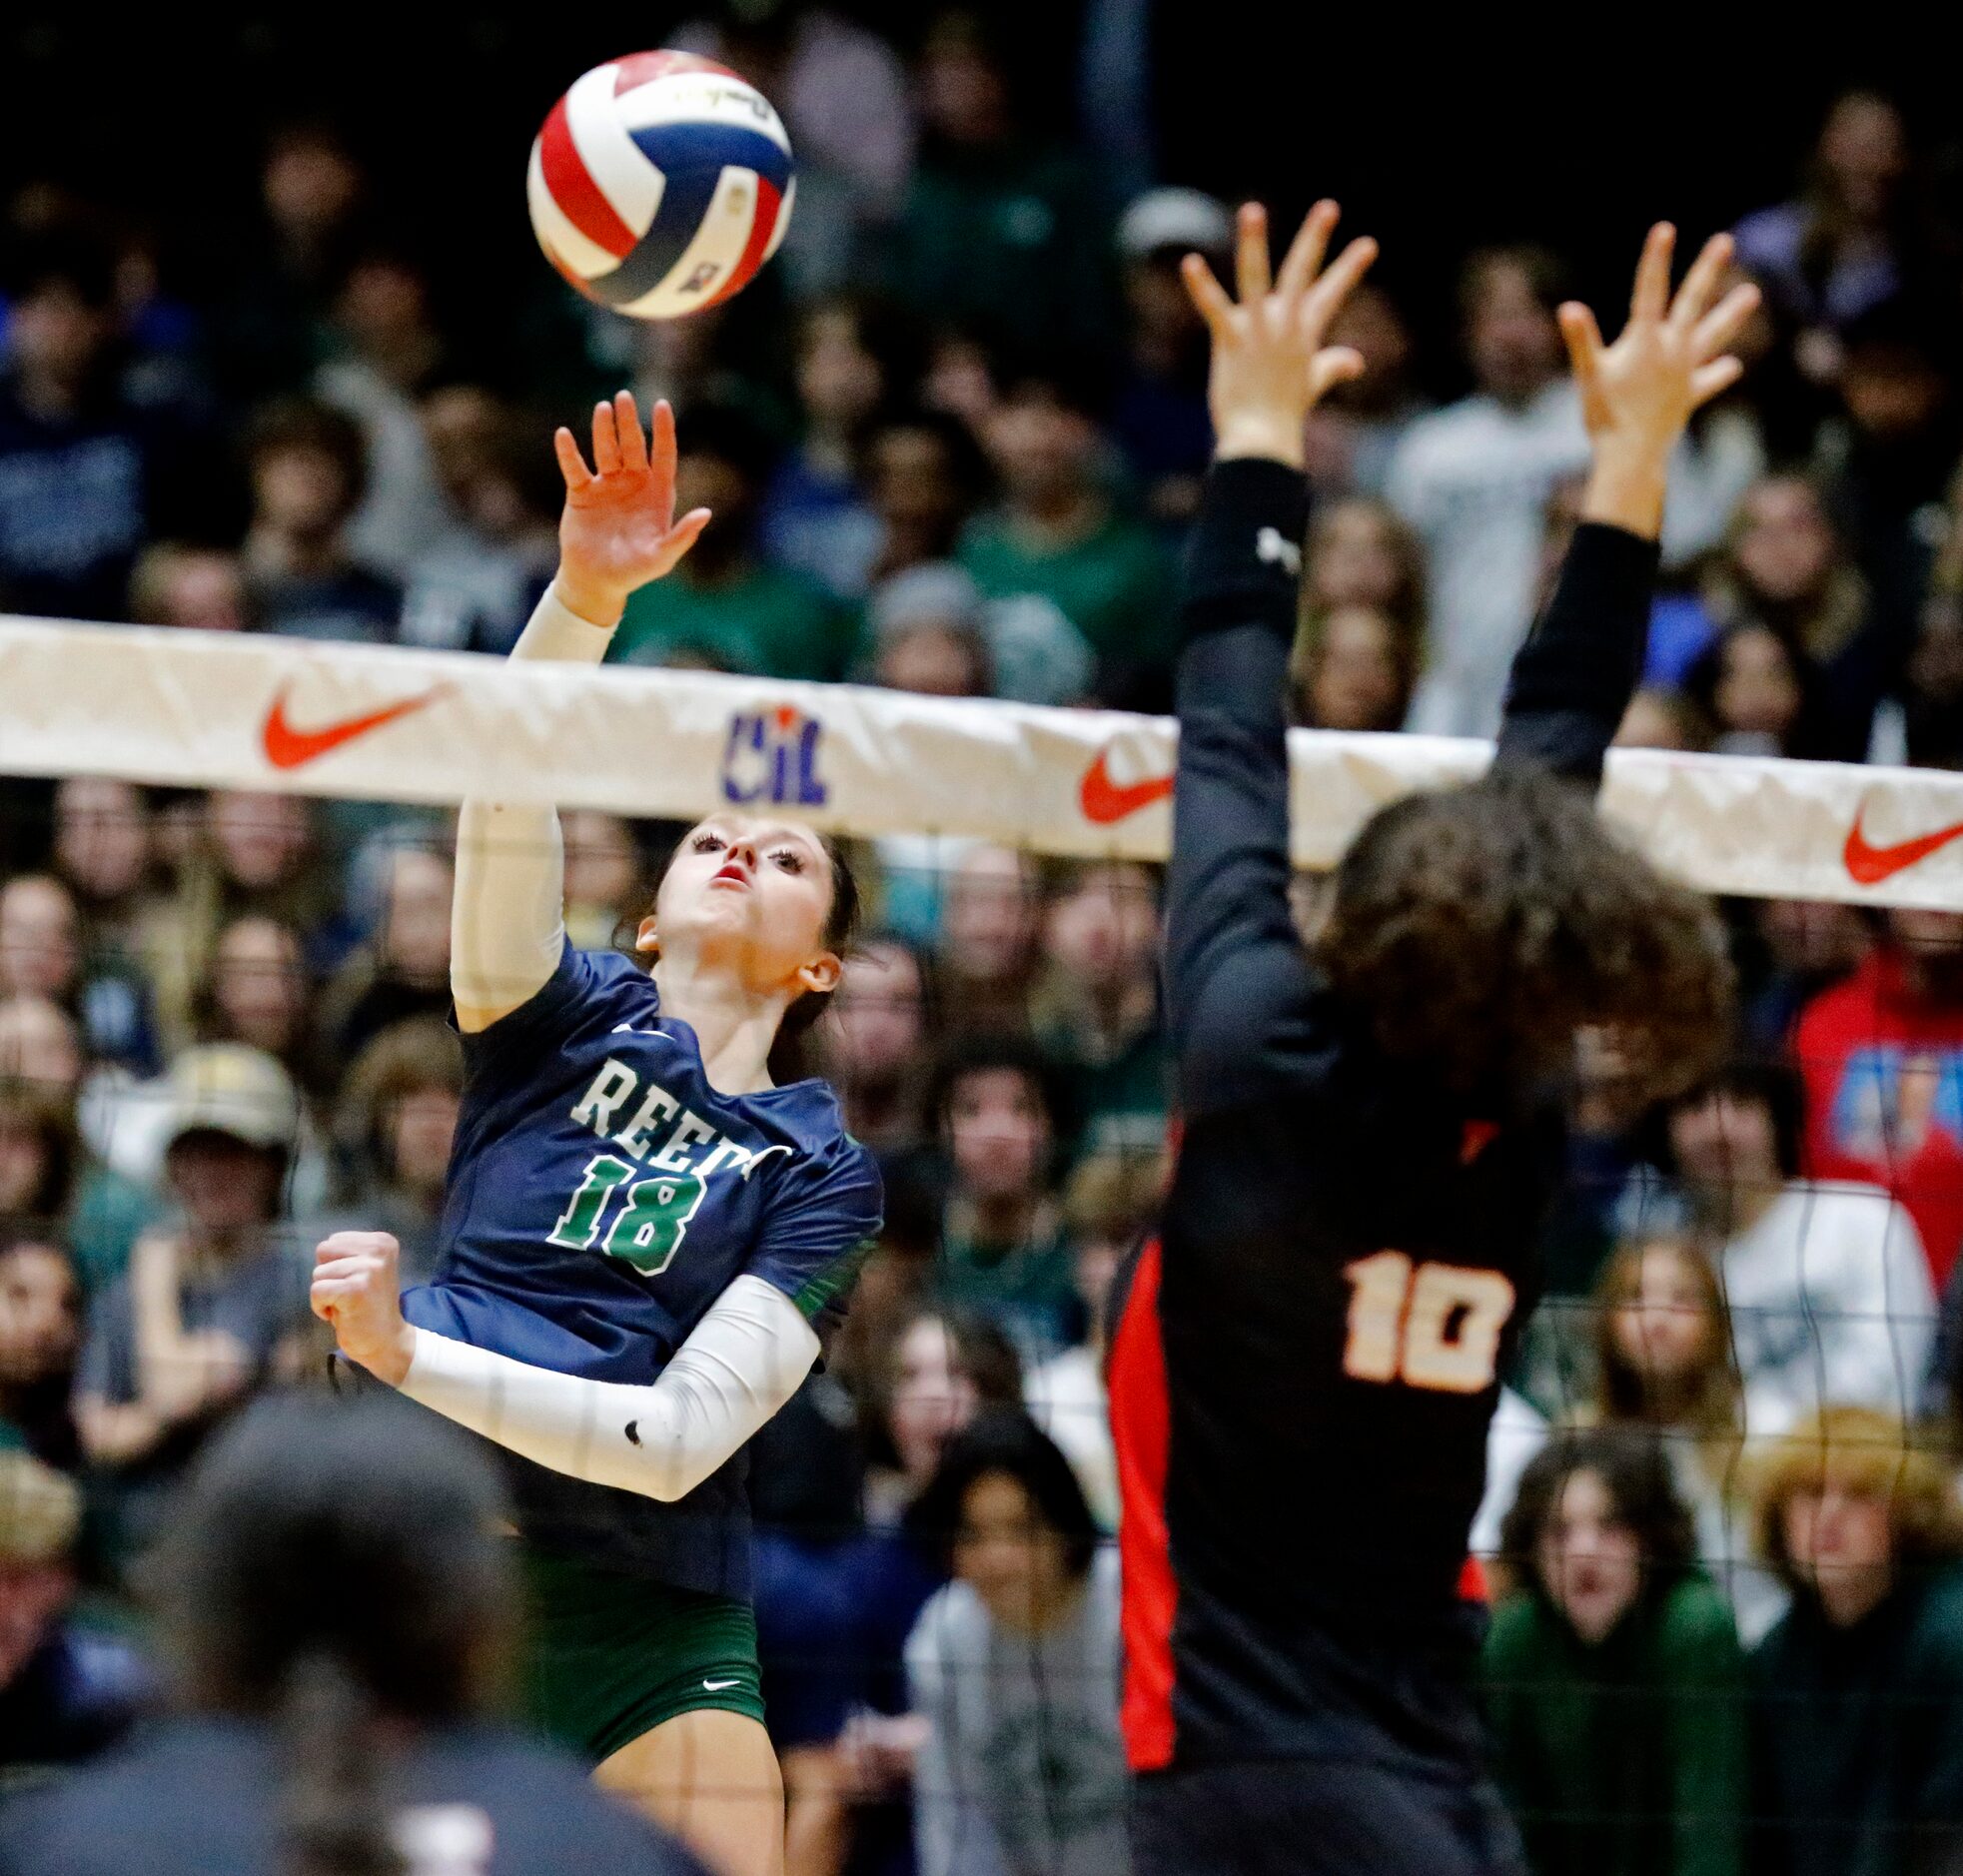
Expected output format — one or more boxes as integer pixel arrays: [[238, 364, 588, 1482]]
[[5, 613, 1963, 1834]]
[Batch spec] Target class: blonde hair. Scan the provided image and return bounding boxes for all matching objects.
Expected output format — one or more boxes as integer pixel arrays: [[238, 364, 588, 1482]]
[[1751, 1405, 1963, 1591], [1592, 1235, 1741, 1439], [0, 1449, 81, 1565]]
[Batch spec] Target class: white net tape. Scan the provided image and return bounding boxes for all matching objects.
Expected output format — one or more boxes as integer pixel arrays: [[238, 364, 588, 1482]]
[[7, 614, 1963, 909]]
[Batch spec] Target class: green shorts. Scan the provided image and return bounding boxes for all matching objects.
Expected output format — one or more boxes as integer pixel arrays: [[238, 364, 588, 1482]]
[[518, 1544, 766, 1765]]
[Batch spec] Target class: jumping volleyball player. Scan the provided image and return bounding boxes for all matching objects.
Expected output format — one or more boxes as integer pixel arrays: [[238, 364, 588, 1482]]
[[313, 394, 880, 1876], [1115, 205, 1759, 1875]]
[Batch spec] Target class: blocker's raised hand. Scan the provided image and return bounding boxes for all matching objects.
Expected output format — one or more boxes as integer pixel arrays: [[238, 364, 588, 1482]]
[[552, 391, 712, 627], [1183, 200, 1378, 469], [1559, 225, 1760, 469]]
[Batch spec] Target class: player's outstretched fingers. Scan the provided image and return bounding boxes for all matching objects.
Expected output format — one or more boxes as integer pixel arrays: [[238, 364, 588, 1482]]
[[1182, 252, 1234, 331], [1558, 302, 1609, 431], [1670, 232, 1734, 331], [553, 427, 592, 492], [1694, 280, 1763, 362], [1690, 355, 1746, 406], [591, 399, 622, 476], [1300, 236, 1379, 337], [1235, 202, 1272, 306], [648, 399, 679, 516], [1630, 222, 1675, 325], [1307, 346, 1367, 403], [1274, 198, 1341, 305], [614, 390, 648, 474]]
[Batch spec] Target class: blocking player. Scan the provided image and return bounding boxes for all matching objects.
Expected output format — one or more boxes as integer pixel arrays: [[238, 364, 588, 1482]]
[[1115, 204, 1757, 1874]]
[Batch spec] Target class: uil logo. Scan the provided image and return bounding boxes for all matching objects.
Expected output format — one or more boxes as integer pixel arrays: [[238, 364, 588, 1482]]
[[721, 705, 829, 807]]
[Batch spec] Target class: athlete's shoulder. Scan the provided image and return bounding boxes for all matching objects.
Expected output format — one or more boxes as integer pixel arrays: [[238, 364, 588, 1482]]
[[467, 946, 658, 1063]]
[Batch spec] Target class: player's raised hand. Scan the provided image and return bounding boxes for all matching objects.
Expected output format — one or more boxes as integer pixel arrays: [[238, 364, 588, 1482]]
[[1559, 225, 1760, 534], [551, 392, 713, 627], [311, 1230, 416, 1388], [1182, 200, 1378, 469]]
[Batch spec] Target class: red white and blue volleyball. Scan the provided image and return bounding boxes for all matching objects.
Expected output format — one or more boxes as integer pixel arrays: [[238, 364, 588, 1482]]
[[526, 51, 794, 320]]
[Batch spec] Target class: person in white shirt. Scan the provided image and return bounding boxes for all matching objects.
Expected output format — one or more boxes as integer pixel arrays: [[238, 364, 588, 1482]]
[[1386, 247, 1588, 737], [1024, 1149, 1167, 1532], [905, 1411, 1129, 1876], [1661, 1060, 1936, 1441]]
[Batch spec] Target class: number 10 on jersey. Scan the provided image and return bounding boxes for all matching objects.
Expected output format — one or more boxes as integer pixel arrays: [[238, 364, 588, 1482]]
[[547, 1154, 707, 1276], [1343, 1252, 1516, 1394]]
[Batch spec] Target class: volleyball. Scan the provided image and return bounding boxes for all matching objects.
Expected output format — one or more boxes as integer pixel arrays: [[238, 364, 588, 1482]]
[[525, 50, 794, 320]]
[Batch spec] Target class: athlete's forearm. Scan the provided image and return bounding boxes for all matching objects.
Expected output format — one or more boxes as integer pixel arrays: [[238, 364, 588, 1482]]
[[396, 1274, 820, 1501], [451, 582, 614, 1021], [1164, 459, 1306, 1049], [1492, 521, 1658, 790]]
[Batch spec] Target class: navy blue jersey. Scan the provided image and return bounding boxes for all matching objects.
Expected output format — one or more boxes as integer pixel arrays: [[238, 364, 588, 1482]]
[[403, 945, 881, 1594]]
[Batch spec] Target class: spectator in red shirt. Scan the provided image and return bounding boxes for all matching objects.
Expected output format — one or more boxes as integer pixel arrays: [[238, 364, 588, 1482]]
[[1794, 905, 1963, 1287]]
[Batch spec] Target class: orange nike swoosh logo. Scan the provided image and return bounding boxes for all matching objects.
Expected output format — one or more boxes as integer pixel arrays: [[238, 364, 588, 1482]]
[[262, 682, 452, 769], [1844, 804, 1963, 885], [1081, 750, 1175, 825]]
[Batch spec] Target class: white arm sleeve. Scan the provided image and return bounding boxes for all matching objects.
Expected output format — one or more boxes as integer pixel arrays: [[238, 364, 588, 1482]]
[[397, 1274, 821, 1501], [450, 586, 615, 1016]]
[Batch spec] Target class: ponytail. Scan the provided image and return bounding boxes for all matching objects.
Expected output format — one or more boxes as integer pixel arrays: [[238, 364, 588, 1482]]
[[278, 1651, 404, 1876]]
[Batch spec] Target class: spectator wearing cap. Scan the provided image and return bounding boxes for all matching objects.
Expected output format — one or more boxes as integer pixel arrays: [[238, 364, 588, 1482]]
[[242, 396, 404, 643], [928, 1037, 1076, 1362], [867, 563, 995, 698], [959, 368, 1174, 709], [613, 402, 860, 681], [74, 1044, 312, 1562], [0, 1449, 147, 1781], [1110, 187, 1231, 530]]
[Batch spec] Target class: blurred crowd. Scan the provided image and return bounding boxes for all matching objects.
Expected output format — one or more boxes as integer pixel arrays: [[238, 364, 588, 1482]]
[[8, 9, 1963, 1875]]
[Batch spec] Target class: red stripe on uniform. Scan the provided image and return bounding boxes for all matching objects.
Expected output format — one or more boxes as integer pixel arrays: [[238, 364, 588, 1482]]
[[1458, 1554, 1489, 1603], [1111, 1236, 1177, 1772], [538, 97, 636, 260], [701, 175, 784, 309]]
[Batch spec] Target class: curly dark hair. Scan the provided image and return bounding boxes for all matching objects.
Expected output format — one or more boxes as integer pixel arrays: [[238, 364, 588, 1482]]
[[1315, 766, 1734, 1101], [1499, 1424, 1698, 1594]]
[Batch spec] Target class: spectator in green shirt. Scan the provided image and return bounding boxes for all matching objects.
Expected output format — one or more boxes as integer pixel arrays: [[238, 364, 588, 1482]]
[[1031, 859, 1167, 1163], [925, 1036, 1076, 1364], [1484, 1425, 1747, 1876], [959, 370, 1175, 707], [612, 403, 860, 681], [886, 11, 1115, 373]]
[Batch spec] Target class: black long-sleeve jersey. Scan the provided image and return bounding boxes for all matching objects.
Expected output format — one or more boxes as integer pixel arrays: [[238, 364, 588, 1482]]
[[1112, 458, 1657, 1778]]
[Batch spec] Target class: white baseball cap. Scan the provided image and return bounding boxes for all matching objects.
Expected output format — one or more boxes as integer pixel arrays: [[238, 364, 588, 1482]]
[[163, 1044, 300, 1153], [1117, 188, 1234, 261]]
